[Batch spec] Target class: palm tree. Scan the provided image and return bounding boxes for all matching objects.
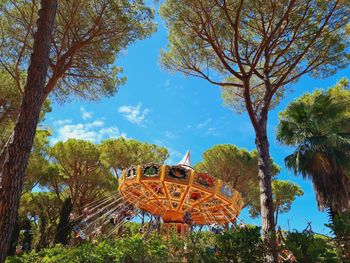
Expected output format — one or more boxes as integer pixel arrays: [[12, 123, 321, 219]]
[[277, 89, 350, 214]]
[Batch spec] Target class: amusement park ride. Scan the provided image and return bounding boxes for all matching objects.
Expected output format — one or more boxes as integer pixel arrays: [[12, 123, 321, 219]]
[[73, 151, 244, 239], [118, 151, 244, 237], [71, 152, 295, 261]]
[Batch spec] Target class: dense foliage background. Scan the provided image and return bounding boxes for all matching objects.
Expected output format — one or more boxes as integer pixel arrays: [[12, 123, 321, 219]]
[[6, 222, 349, 263]]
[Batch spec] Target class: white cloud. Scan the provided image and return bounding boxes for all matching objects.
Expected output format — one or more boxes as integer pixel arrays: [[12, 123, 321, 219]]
[[54, 119, 72, 126], [165, 130, 176, 139], [55, 124, 97, 142], [194, 118, 222, 137], [206, 127, 217, 134], [89, 119, 104, 127], [118, 103, 150, 127], [203, 127, 221, 137], [80, 107, 93, 120], [99, 127, 126, 139], [51, 118, 126, 144], [196, 118, 212, 128], [162, 79, 184, 92]]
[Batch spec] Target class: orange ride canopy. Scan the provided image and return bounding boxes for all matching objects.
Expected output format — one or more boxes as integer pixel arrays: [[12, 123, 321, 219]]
[[118, 151, 244, 225]]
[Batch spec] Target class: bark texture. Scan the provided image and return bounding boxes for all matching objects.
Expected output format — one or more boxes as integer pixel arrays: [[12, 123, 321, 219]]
[[6, 216, 20, 257], [0, 1, 57, 261], [255, 119, 278, 262], [244, 81, 278, 262]]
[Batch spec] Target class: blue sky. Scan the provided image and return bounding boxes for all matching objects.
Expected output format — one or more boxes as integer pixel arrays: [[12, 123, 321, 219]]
[[44, 10, 350, 235]]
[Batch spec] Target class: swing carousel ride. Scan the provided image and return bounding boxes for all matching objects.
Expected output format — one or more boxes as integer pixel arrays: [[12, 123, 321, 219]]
[[72, 151, 244, 240]]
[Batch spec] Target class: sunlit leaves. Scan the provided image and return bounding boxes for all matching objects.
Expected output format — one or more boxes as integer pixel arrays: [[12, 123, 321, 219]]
[[0, 0, 156, 102], [277, 79, 350, 211]]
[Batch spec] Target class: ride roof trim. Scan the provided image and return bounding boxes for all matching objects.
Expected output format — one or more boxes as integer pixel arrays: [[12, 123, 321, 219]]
[[118, 152, 244, 225]]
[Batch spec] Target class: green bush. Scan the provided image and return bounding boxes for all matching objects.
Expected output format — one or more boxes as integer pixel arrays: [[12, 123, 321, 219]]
[[6, 229, 269, 263], [9, 228, 343, 263], [283, 232, 338, 263], [326, 212, 350, 261], [214, 226, 267, 263], [6, 235, 168, 263]]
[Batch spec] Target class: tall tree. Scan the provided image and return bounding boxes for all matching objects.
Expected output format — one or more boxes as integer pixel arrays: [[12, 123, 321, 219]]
[[49, 139, 116, 214], [160, 1, 349, 259], [0, 0, 156, 103], [277, 80, 350, 213], [0, 75, 51, 150], [0, 0, 155, 259], [0, 71, 21, 148], [22, 130, 52, 194], [248, 180, 303, 227], [100, 137, 129, 177], [195, 145, 303, 226], [195, 144, 280, 212], [0, 1, 57, 261], [271, 181, 303, 227], [19, 192, 62, 249]]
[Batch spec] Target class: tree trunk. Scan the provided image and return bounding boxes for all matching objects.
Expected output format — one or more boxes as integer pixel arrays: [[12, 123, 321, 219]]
[[55, 197, 73, 245], [275, 204, 280, 227], [255, 118, 278, 262], [21, 218, 32, 252], [141, 211, 145, 226], [6, 216, 20, 257], [37, 213, 48, 249], [0, 1, 57, 261], [156, 216, 161, 234]]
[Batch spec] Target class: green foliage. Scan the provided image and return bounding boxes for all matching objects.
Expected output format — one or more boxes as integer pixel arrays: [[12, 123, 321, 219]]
[[24, 130, 52, 193], [326, 212, 350, 260], [0, 69, 52, 150], [214, 227, 267, 263], [19, 192, 62, 249], [283, 232, 339, 263], [277, 79, 350, 211], [49, 139, 117, 212], [13, 137, 170, 250], [248, 180, 304, 224], [0, 71, 21, 147], [195, 145, 302, 225], [49, 139, 116, 205], [100, 138, 169, 177], [6, 236, 168, 263], [160, 1, 349, 253], [5, 229, 266, 263], [0, 0, 156, 102], [160, 0, 349, 115], [6, 229, 345, 263], [0, 70, 53, 192], [221, 76, 286, 114], [121, 222, 143, 236], [185, 232, 216, 262], [272, 181, 303, 214]]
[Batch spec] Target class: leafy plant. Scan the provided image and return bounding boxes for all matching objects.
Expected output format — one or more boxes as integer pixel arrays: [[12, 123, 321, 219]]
[[326, 211, 350, 261], [214, 227, 267, 263], [283, 232, 338, 263]]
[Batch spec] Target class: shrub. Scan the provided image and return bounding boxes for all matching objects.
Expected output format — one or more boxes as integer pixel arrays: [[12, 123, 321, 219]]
[[6, 236, 168, 263], [214, 226, 267, 263], [283, 232, 338, 263], [326, 212, 350, 261]]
